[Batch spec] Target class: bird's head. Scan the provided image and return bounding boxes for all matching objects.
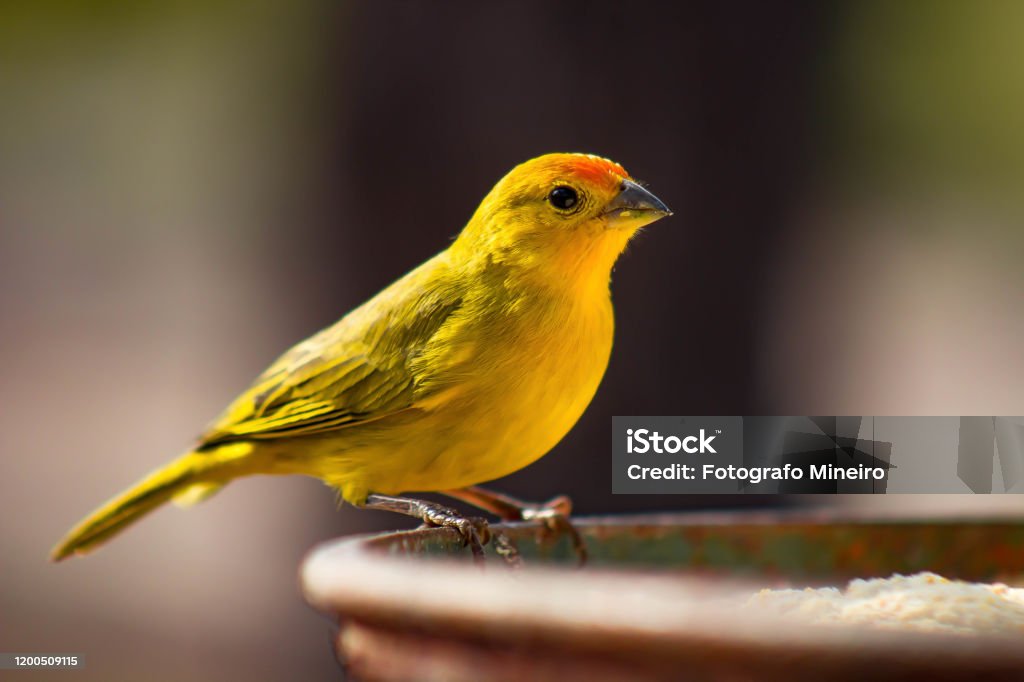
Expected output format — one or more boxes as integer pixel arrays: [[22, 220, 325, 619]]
[[452, 153, 671, 292]]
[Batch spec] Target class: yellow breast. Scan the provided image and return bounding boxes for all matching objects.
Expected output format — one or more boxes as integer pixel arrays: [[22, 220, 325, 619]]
[[345, 290, 615, 496], [472, 293, 615, 478]]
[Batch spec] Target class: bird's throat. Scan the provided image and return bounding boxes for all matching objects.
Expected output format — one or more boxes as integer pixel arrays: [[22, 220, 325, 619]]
[[542, 228, 633, 297]]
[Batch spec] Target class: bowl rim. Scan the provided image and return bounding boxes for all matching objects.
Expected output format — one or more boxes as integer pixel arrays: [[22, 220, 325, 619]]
[[301, 509, 1024, 672]]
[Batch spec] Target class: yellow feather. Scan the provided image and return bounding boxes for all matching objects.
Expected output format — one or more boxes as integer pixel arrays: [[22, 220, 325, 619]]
[[172, 482, 224, 508]]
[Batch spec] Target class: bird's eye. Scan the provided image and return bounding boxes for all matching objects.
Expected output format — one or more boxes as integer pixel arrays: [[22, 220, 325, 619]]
[[548, 186, 578, 211]]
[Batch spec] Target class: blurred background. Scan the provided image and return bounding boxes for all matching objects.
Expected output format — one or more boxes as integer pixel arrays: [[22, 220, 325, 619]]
[[2, 1, 1024, 680]]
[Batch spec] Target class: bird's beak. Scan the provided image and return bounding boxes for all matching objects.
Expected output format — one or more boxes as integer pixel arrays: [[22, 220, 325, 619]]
[[603, 179, 672, 229]]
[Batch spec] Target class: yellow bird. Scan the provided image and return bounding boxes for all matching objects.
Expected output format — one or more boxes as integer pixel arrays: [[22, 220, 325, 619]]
[[52, 152, 671, 561]]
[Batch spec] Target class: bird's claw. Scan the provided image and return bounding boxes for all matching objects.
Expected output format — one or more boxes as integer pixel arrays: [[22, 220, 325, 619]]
[[419, 505, 491, 563], [519, 495, 587, 566], [492, 531, 523, 569]]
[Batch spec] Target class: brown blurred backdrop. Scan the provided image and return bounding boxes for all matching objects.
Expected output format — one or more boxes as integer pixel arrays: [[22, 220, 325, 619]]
[[2, 1, 1024, 680]]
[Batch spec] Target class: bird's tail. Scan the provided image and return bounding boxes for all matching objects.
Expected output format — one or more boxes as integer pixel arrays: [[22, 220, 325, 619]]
[[50, 445, 249, 561]]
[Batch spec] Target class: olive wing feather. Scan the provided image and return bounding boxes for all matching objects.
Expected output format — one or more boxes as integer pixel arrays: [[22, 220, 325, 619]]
[[198, 257, 463, 446]]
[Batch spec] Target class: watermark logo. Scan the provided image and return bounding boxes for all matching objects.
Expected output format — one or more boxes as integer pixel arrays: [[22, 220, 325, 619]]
[[613, 416, 1024, 494], [626, 428, 718, 454]]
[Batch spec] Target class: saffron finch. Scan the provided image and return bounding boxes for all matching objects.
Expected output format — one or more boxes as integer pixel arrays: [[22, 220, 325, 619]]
[[52, 152, 671, 561]]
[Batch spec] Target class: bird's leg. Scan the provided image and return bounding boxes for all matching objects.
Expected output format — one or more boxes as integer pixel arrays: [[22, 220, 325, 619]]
[[362, 494, 491, 562], [441, 486, 587, 565]]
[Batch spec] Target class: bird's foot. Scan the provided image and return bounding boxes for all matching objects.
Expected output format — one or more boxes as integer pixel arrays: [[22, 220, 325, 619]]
[[517, 495, 587, 566], [492, 530, 524, 569], [418, 504, 491, 562], [362, 494, 491, 563], [441, 487, 588, 566]]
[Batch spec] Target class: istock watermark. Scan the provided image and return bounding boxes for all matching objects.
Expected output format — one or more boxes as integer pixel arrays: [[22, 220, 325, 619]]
[[625, 428, 718, 454], [612, 416, 1024, 494]]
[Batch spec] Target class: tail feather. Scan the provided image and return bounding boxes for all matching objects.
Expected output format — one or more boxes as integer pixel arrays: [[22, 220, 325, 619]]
[[51, 451, 214, 561], [172, 482, 224, 508]]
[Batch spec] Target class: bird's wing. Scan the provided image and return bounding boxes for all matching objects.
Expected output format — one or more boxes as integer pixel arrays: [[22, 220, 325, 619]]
[[197, 254, 463, 446]]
